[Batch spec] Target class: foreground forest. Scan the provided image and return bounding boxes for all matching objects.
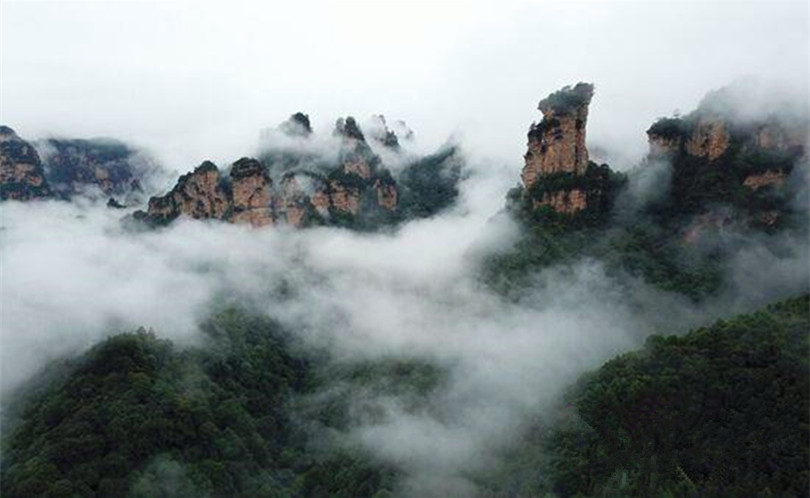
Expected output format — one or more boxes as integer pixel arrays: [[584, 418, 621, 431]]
[[2, 295, 807, 497]]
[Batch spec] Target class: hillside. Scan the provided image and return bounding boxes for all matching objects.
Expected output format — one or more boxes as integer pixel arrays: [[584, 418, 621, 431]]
[[1, 309, 446, 497], [479, 294, 809, 497], [3, 294, 806, 497]]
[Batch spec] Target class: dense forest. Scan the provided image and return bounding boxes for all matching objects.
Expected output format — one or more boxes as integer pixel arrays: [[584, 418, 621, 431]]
[[479, 294, 809, 497], [1, 309, 427, 497], [2, 294, 807, 497]]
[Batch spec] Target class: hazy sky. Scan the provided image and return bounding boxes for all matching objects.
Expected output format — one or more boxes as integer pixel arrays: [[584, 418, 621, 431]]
[[2, 0, 808, 171]]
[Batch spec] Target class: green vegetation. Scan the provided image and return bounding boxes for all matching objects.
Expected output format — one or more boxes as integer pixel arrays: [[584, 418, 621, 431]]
[[490, 109, 808, 300], [397, 146, 463, 219], [1, 309, 447, 498], [521, 162, 624, 223], [538, 83, 595, 114], [647, 117, 690, 140], [486, 195, 734, 301], [2, 293, 807, 497], [480, 294, 809, 497]]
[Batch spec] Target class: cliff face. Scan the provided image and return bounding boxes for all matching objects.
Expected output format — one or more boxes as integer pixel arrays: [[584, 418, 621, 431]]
[[684, 118, 730, 160], [230, 158, 275, 227], [277, 172, 329, 227], [0, 126, 54, 201], [647, 116, 731, 161], [536, 189, 588, 214], [144, 161, 229, 224], [522, 83, 593, 190], [645, 84, 809, 232], [330, 116, 399, 218], [519, 83, 614, 216]]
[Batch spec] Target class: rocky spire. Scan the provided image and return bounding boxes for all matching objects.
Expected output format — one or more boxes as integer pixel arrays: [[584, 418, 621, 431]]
[[519, 83, 609, 216], [280, 112, 312, 138], [521, 82, 594, 191], [368, 115, 400, 150], [334, 117, 365, 141]]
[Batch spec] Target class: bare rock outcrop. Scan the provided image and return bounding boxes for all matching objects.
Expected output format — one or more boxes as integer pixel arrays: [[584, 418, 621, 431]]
[[277, 172, 329, 227], [534, 189, 588, 214], [230, 158, 275, 227], [743, 170, 787, 191], [331, 116, 398, 215], [136, 115, 404, 229], [0, 126, 54, 201], [144, 161, 229, 224], [645, 82, 809, 237], [519, 83, 612, 216], [685, 118, 730, 160], [328, 180, 361, 215], [646, 115, 730, 161], [522, 82, 594, 189]]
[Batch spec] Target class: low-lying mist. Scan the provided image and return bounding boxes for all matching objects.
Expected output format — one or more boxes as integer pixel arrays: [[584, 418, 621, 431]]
[[1, 144, 808, 495]]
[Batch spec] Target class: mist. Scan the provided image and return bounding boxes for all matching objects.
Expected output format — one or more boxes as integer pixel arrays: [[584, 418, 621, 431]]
[[2, 145, 807, 495]]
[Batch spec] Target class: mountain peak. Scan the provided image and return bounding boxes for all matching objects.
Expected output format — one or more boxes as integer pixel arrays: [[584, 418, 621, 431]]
[[280, 112, 312, 137], [334, 117, 365, 141]]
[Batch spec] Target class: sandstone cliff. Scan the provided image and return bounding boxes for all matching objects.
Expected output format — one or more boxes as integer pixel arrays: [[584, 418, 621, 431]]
[[143, 161, 230, 224], [230, 158, 275, 227], [522, 82, 593, 190], [519, 83, 615, 216], [330, 116, 399, 219], [646, 115, 731, 161], [645, 82, 808, 231], [0, 126, 54, 201]]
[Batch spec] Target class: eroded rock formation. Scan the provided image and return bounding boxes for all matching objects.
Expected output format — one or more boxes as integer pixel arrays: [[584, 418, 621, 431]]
[[230, 158, 275, 226], [143, 161, 229, 224], [645, 82, 809, 236], [519, 83, 613, 216], [522, 83, 594, 190], [684, 118, 730, 160], [136, 117, 400, 228], [0, 126, 54, 201], [743, 170, 787, 191]]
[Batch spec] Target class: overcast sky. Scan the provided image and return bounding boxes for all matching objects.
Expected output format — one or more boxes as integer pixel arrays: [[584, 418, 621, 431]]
[[1, 0, 808, 172]]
